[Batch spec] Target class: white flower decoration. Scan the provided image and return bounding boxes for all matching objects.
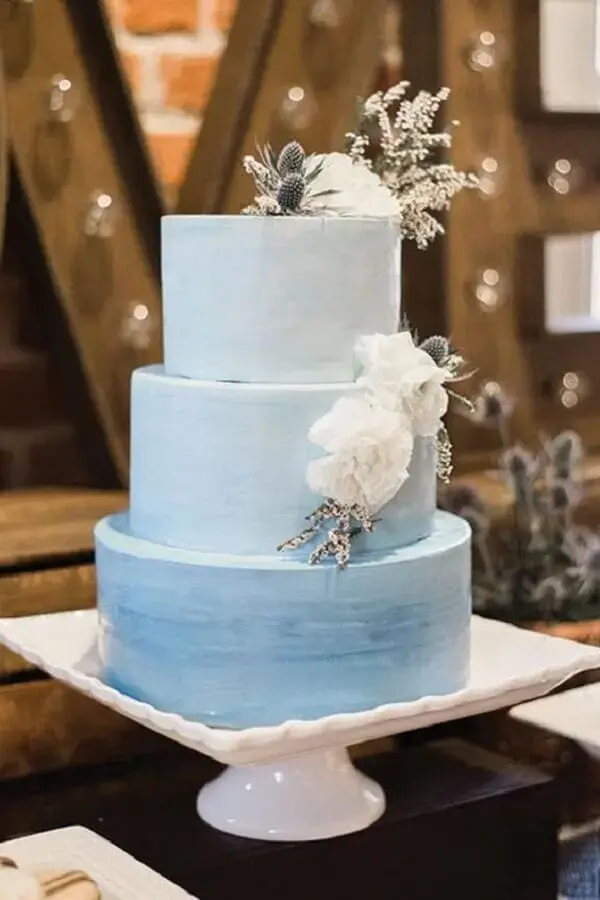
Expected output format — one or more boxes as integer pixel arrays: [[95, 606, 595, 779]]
[[356, 331, 450, 437], [308, 152, 400, 218], [306, 394, 413, 513]]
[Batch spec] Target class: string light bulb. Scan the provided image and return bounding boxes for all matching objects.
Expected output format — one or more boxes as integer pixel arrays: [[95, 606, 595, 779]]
[[557, 371, 588, 408], [279, 85, 317, 130], [472, 267, 506, 312], [83, 191, 119, 239], [308, 0, 341, 28], [46, 74, 79, 124], [477, 156, 503, 197], [547, 158, 582, 195], [466, 31, 502, 72], [120, 302, 155, 350]]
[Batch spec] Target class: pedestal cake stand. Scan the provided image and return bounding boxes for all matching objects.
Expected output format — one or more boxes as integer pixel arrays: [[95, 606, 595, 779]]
[[1, 611, 599, 842]]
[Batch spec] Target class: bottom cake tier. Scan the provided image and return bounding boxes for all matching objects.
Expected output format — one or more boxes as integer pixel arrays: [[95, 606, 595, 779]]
[[95, 511, 472, 729]]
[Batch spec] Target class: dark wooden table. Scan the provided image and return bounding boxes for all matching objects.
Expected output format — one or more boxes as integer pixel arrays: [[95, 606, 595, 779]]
[[0, 740, 557, 900]]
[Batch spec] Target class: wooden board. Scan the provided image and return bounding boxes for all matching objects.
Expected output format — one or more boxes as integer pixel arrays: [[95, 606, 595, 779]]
[[401, 0, 600, 470], [0, 679, 176, 781], [0, 487, 126, 569], [0, 487, 125, 678]]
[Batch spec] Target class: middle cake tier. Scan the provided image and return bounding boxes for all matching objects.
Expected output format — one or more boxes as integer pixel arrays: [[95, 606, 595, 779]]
[[129, 365, 436, 555]]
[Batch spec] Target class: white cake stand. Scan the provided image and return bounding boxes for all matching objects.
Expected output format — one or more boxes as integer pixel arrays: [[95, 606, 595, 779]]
[[1, 611, 599, 843]]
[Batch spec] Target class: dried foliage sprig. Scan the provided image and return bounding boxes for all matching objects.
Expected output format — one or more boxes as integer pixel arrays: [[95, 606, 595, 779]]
[[242, 140, 335, 217], [346, 82, 478, 247], [441, 411, 600, 623], [417, 332, 475, 481], [278, 499, 375, 569]]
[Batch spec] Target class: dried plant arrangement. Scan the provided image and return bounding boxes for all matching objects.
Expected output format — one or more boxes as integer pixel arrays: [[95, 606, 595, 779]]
[[442, 384, 600, 624], [346, 82, 478, 247], [242, 80, 477, 248], [278, 326, 473, 568], [240, 80, 477, 568]]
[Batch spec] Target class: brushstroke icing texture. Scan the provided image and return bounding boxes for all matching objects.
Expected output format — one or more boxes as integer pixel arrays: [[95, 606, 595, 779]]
[[95, 214, 472, 729]]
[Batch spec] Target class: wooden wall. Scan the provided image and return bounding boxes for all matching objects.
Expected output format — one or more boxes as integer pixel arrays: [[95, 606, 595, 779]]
[[402, 0, 600, 470]]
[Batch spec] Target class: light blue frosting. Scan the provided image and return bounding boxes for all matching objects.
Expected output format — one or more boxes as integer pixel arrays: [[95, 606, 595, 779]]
[[129, 365, 436, 554], [161, 216, 401, 384], [96, 215, 473, 730], [95, 511, 472, 729]]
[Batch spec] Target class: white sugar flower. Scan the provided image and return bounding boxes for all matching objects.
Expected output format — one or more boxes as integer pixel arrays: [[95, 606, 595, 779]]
[[308, 152, 400, 218], [306, 394, 413, 513], [356, 331, 449, 436]]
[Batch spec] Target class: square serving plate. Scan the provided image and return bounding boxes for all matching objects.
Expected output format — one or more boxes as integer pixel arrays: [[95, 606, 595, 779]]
[[511, 682, 600, 760], [0, 826, 197, 899]]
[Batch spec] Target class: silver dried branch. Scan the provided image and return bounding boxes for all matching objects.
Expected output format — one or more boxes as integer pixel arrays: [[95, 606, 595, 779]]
[[436, 423, 454, 484], [346, 82, 478, 247], [309, 528, 353, 569], [277, 525, 318, 552], [278, 499, 376, 568]]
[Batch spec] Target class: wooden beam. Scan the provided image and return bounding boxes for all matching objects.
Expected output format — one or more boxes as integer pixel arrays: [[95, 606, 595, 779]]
[[1, 0, 163, 483], [0, 46, 7, 259], [400, 0, 448, 341], [177, 0, 286, 214]]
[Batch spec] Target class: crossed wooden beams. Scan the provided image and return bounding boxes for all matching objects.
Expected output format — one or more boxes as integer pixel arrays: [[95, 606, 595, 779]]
[[1, 0, 388, 482], [2, 0, 162, 484]]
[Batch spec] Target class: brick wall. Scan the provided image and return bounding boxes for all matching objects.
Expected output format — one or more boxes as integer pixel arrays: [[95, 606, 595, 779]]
[[106, 0, 238, 204]]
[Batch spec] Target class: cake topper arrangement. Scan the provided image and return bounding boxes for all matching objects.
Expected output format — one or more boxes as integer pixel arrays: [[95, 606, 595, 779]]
[[243, 81, 477, 247], [278, 327, 474, 568]]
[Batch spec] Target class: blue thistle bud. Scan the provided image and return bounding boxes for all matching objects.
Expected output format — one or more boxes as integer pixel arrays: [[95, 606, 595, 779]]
[[532, 575, 568, 613], [277, 141, 306, 176], [472, 381, 514, 426], [549, 480, 572, 513], [277, 172, 306, 212], [443, 484, 486, 516], [460, 507, 489, 537], [502, 446, 535, 477], [549, 430, 582, 481], [419, 335, 451, 366]]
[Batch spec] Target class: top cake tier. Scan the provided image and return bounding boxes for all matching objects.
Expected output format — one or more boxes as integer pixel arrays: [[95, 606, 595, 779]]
[[162, 215, 401, 384]]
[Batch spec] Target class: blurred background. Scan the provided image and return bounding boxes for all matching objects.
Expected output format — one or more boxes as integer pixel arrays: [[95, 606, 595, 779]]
[[3, 0, 600, 496], [3, 0, 600, 778]]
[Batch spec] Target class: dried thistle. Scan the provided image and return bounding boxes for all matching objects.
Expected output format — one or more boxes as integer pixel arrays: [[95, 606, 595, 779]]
[[278, 499, 375, 568], [420, 335, 451, 366], [419, 334, 476, 415], [546, 430, 583, 481], [242, 141, 330, 216], [346, 82, 478, 247], [445, 426, 599, 624], [468, 381, 515, 437]]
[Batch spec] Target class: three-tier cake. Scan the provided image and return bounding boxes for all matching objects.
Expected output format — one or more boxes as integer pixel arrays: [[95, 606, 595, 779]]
[[95, 83, 476, 729]]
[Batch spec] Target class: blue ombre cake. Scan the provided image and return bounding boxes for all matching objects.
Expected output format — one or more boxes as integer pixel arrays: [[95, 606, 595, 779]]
[[95, 215, 472, 729]]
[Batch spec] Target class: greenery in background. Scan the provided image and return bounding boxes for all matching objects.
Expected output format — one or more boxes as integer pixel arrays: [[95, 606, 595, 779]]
[[442, 384, 600, 623]]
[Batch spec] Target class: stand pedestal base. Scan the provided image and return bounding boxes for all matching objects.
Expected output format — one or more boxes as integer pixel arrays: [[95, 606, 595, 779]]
[[197, 748, 385, 841]]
